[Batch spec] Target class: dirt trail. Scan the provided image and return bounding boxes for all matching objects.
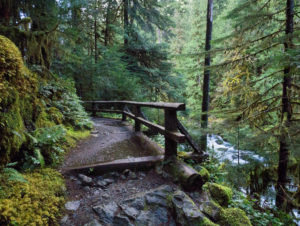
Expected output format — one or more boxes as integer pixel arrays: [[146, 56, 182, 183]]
[[62, 117, 162, 169]]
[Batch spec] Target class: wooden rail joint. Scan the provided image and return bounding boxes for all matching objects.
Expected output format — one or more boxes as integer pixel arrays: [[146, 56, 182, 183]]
[[84, 100, 205, 160]]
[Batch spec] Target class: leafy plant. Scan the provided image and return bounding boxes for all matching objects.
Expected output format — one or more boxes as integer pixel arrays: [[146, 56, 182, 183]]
[[230, 191, 295, 226], [24, 125, 66, 168], [39, 78, 93, 129], [0, 162, 27, 192]]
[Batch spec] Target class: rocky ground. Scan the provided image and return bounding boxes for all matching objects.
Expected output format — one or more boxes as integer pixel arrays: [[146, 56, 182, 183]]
[[60, 167, 251, 226], [61, 168, 177, 225]]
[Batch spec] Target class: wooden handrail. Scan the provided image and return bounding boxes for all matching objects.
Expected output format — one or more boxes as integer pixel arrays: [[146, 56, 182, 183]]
[[84, 100, 185, 110], [84, 100, 203, 160]]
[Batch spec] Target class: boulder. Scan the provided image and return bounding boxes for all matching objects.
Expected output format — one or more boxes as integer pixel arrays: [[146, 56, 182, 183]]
[[172, 190, 205, 225], [203, 183, 233, 207], [200, 200, 222, 222], [219, 208, 252, 226], [91, 185, 211, 226]]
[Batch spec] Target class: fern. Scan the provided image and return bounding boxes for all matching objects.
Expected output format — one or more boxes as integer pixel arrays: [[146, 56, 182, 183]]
[[0, 164, 28, 186]]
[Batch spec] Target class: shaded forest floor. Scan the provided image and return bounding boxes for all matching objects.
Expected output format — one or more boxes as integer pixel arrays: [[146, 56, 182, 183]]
[[59, 117, 176, 225]]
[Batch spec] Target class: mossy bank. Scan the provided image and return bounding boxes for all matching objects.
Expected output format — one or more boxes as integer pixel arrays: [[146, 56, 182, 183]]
[[0, 35, 92, 225]]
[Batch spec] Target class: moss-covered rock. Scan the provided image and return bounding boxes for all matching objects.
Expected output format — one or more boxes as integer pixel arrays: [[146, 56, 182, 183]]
[[0, 91, 26, 164], [219, 208, 252, 226], [202, 217, 219, 226], [0, 35, 24, 79], [0, 35, 39, 165], [203, 183, 233, 207], [199, 167, 210, 183], [200, 200, 222, 222]]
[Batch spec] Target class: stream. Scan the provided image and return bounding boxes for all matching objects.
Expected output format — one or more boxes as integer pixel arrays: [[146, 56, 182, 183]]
[[207, 134, 300, 224]]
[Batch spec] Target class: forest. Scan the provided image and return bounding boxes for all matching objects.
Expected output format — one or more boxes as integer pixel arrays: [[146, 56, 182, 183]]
[[0, 0, 299, 225]]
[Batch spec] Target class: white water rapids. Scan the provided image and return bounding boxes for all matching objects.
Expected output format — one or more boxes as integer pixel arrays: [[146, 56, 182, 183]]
[[207, 134, 264, 165]]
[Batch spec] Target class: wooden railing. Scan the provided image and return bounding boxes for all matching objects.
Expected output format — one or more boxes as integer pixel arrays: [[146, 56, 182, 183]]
[[84, 100, 205, 160]]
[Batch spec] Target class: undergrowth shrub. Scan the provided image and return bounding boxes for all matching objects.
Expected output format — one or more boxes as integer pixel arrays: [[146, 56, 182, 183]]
[[230, 191, 294, 226], [39, 79, 92, 130], [24, 125, 66, 168], [0, 168, 65, 226]]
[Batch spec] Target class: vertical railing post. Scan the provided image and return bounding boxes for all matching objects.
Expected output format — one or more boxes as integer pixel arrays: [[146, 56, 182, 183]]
[[92, 102, 96, 117], [164, 109, 178, 159], [122, 104, 127, 121], [135, 105, 141, 131]]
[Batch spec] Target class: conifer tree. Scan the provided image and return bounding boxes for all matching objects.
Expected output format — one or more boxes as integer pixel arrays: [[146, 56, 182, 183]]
[[214, 0, 300, 209], [200, 0, 213, 152]]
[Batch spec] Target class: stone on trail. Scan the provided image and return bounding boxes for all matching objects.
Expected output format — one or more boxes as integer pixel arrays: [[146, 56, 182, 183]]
[[96, 180, 108, 188], [78, 174, 93, 185], [119, 204, 140, 219], [84, 219, 103, 226], [93, 201, 119, 225], [103, 178, 114, 185], [65, 200, 81, 211]]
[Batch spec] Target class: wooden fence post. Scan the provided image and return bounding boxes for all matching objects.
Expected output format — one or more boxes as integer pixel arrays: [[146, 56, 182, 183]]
[[122, 104, 127, 121], [164, 109, 178, 159], [92, 103, 96, 117], [135, 106, 141, 131]]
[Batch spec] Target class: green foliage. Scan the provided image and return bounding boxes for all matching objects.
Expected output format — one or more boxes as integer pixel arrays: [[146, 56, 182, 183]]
[[230, 191, 295, 226], [0, 35, 92, 167], [0, 163, 27, 186], [0, 168, 65, 226], [199, 167, 210, 183], [39, 78, 93, 129], [24, 125, 66, 168]]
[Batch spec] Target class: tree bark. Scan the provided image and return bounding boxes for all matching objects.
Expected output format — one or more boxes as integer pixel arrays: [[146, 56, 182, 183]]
[[104, 0, 111, 46], [276, 0, 294, 209], [94, 19, 98, 63], [200, 0, 213, 152], [123, 0, 129, 46]]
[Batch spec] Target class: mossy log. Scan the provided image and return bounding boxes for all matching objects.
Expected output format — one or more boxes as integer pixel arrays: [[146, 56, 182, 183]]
[[164, 158, 204, 191], [179, 151, 209, 163]]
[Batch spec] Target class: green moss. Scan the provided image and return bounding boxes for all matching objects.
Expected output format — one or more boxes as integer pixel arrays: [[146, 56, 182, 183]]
[[288, 157, 298, 170], [178, 151, 190, 158], [64, 127, 91, 148], [202, 217, 219, 226], [199, 167, 210, 183], [0, 35, 40, 165], [48, 107, 64, 124], [0, 90, 26, 165], [219, 208, 252, 226], [35, 110, 56, 128], [0, 168, 65, 225], [203, 183, 233, 207], [0, 35, 24, 80]]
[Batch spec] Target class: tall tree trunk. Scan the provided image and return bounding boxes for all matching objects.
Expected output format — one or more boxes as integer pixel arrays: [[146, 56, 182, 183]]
[[276, 0, 294, 209], [94, 19, 98, 63], [104, 0, 111, 46], [200, 0, 213, 152], [123, 0, 129, 46]]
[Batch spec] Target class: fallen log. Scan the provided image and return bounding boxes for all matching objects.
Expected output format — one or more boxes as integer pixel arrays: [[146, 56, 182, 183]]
[[178, 151, 209, 163], [163, 158, 204, 191]]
